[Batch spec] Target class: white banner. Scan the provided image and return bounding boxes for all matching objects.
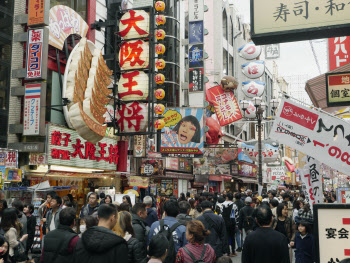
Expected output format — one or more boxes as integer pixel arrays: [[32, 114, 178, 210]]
[[188, 0, 204, 21], [23, 83, 41, 135], [299, 155, 323, 210], [270, 99, 350, 175]]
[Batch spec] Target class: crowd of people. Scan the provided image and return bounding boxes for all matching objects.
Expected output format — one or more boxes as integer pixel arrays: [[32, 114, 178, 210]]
[[0, 189, 348, 263]]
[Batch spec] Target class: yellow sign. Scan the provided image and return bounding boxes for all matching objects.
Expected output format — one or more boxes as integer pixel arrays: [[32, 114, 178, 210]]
[[5, 169, 22, 182], [163, 110, 182, 128], [129, 176, 149, 188]]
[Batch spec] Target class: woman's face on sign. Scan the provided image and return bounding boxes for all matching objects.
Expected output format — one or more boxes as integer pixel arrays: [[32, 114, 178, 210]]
[[178, 121, 196, 144]]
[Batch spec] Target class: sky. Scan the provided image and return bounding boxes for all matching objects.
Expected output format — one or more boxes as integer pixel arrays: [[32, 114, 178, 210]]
[[230, 0, 329, 79]]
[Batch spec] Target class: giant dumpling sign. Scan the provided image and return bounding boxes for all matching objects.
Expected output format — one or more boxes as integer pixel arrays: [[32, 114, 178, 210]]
[[63, 38, 113, 143]]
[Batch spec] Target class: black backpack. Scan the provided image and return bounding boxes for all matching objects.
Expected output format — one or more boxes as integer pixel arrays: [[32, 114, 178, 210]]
[[183, 244, 207, 263], [242, 208, 255, 230], [222, 203, 234, 227], [156, 219, 181, 263]]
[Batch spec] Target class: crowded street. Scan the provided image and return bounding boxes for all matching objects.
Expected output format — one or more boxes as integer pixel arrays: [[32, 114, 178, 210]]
[[0, 0, 350, 262]]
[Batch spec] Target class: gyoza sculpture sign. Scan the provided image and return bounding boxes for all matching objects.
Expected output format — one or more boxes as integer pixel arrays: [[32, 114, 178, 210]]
[[270, 98, 350, 175]]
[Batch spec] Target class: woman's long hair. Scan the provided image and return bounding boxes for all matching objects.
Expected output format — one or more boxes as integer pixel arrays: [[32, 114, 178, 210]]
[[0, 208, 21, 233], [123, 195, 132, 207], [114, 211, 135, 238], [186, 220, 210, 244], [0, 235, 9, 261]]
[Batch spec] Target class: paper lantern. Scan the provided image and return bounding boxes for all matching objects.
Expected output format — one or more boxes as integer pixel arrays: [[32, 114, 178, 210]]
[[119, 10, 149, 39], [155, 73, 165, 84], [155, 29, 166, 40], [155, 104, 165, 115], [242, 81, 265, 98], [243, 101, 257, 119], [238, 42, 262, 60], [154, 119, 165, 130], [156, 15, 166, 25], [119, 40, 149, 70], [118, 71, 149, 101], [155, 44, 166, 54], [155, 1, 165, 12], [155, 89, 165, 100], [117, 102, 148, 132], [242, 61, 265, 79], [155, 59, 166, 69]]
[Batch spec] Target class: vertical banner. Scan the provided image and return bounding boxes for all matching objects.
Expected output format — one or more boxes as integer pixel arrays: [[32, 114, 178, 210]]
[[23, 83, 41, 135], [28, 0, 49, 26], [328, 37, 350, 71], [133, 135, 146, 157]]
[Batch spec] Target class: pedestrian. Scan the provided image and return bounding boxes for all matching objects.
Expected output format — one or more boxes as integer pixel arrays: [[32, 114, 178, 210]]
[[188, 199, 200, 219], [147, 234, 169, 263], [238, 197, 255, 238], [178, 193, 186, 202], [123, 195, 133, 209], [99, 193, 106, 204], [186, 192, 191, 201], [104, 195, 112, 204], [79, 192, 99, 218], [297, 203, 313, 225], [222, 193, 238, 256], [0, 235, 10, 263], [0, 208, 28, 263], [215, 196, 225, 215], [23, 204, 36, 255], [38, 191, 56, 235], [148, 200, 187, 262], [144, 196, 158, 227], [62, 196, 71, 208], [331, 193, 337, 203], [175, 201, 192, 225], [41, 207, 79, 263], [11, 200, 27, 249], [197, 200, 229, 258], [292, 200, 303, 222], [74, 204, 128, 263], [242, 205, 290, 263], [46, 195, 62, 233], [114, 211, 145, 263], [132, 203, 149, 258], [270, 198, 279, 218], [119, 202, 131, 212], [282, 194, 293, 217], [294, 221, 315, 263], [175, 220, 215, 263]]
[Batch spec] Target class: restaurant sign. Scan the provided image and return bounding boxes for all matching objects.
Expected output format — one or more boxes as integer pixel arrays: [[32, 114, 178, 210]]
[[251, 0, 350, 44], [47, 125, 118, 170], [326, 71, 350, 107]]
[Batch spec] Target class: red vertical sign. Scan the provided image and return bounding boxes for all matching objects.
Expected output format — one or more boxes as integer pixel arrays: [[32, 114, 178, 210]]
[[328, 37, 350, 71]]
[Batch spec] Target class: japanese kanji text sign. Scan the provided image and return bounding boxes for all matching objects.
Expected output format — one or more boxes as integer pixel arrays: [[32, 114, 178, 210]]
[[314, 204, 350, 263], [25, 28, 48, 80], [270, 98, 350, 175], [328, 37, 350, 70], [189, 0, 204, 21], [207, 85, 242, 126], [189, 68, 204, 92], [47, 125, 118, 170], [265, 44, 280, 59], [326, 71, 350, 107], [251, 0, 350, 44], [23, 83, 41, 135], [28, 0, 49, 26], [161, 108, 204, 157], [238, 161, 257, 177]]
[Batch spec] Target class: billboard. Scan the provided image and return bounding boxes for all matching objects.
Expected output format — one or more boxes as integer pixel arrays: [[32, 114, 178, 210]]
[[270, 99, 350, 175], [189, 68, 204, 92], [161, 108, 204, 157], [328, 37, 350, 71], [326, 71, 350, 107]]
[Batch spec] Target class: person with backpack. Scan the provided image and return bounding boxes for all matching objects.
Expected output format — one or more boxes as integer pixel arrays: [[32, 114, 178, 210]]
[[197, 200, 229, 258], [148, 200, 187, 263], [222, 193, 238, 256], [132, 203, 150, 259], [175, 220, 216, 263], [238, 197, 255, 240], [234, 193, 244, 252]]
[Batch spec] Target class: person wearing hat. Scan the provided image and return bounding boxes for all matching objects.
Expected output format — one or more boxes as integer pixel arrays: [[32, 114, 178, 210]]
[[148, 234, 169, 263], [238, 197, 255, 240]]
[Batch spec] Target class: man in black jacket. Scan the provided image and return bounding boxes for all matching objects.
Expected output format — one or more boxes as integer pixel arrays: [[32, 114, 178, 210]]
[[42, 207, 79, 263], [74, 204, 128, 263], [239, 197, 255, 241], [242, 205, 290, 263], [197, 200, 229, 258], [175, 201, 192, 225], [234, 193, 244, 252], [131, 203, 149, 258]]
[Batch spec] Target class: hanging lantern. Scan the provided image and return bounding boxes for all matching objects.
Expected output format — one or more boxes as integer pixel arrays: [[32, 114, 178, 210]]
[[118, 71, 149, 101], [156, 15, 166, 25], [117, 102, 148, 132], [155, 44, 166, 55], [118, 40, 149, 70], [118, 10, 150, 39], [154, 119, 165, 130], [155, 89, 165, 100], [155, 73, 165, 84], [155, 29, 166, 40], [155, 59, 166, 69], [155, 1, 166, 12], [155, 104, 165, 115]]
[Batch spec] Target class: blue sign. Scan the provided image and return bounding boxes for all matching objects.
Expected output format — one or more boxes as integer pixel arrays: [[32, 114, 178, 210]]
[[189, 44, 204, 68], [189, 21, 203, 44]]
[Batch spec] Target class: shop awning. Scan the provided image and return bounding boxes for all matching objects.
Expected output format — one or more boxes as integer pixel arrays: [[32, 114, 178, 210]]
[[209, 175, 222, 182], [25, 170, 118, 178], [305, 62, 350, 112], [233, 176, 258, 184]]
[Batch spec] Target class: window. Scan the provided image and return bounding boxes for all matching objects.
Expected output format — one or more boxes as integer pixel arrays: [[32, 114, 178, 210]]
[[223, 10, 227, 40], [50, 0, 87, 20], [229, 55, 233, 76], [229, 17, 233, 46], [223, 49, 228, 75], [230, 125, 234, 135]]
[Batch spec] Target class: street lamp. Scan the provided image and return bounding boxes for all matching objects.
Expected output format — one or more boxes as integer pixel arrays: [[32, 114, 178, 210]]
[[240, 98, 279, 187]]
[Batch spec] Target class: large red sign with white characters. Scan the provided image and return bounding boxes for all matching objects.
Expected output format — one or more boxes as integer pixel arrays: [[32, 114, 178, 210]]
[[329, 37, 350, 71]]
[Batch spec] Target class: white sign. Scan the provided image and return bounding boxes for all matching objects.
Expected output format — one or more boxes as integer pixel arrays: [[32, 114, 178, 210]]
[[299, 156, 323, 210], [316, 205, 350, 263], [143, 164, 154, 175], [270, 98, 350, 175], [265, 44, 280, 59], [242, 81, 265, 98], [270, 166, 285, 180], [188, 0, 204, 21], [5, 151, 18, 169], [242, 61, 265, 79], [23, 83, 41, 135], [238, 42, 262, 60]]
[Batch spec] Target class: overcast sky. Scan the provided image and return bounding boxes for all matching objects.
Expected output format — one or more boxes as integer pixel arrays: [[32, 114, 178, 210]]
[[230, 0, 329, 79]]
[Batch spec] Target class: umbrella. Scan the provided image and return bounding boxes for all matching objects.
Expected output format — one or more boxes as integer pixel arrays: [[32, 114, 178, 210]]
[[123, 189, 139, 196]]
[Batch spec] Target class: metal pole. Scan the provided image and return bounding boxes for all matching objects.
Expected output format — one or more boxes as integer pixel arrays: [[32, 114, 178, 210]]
[[257, 109, 263, 186]]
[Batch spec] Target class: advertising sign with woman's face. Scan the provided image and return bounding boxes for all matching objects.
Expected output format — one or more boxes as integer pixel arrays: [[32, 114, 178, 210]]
[[161, 108, 204, 157]]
